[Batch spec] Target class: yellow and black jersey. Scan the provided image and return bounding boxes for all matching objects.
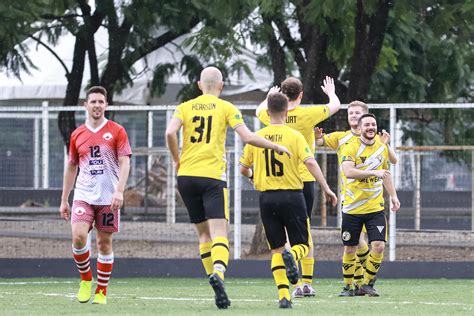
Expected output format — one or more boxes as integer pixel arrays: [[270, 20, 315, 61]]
[[340, 138, 389, 214], [324, 131, 384, 192], [173, 94, 244, 181], [258, 105, 329, 181], [240, 125, 313, 191]]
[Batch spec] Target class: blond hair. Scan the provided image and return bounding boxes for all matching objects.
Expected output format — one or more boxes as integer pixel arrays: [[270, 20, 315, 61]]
[[348, 100, 368, 113]]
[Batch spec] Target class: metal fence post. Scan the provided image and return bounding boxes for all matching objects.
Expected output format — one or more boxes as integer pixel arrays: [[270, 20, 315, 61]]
[[389, 106, 396, 261], [234, 132, 242, 259], [415, 153, 421, 231], [41, 101, 49, 189], [166, 110, 176, 224]]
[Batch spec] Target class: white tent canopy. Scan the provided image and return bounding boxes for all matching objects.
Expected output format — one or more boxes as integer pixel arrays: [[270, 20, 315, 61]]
[[0, 27, 272, 105]]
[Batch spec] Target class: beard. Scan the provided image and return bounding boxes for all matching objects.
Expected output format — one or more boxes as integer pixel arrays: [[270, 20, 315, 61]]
[[363, 129, 376, 140]]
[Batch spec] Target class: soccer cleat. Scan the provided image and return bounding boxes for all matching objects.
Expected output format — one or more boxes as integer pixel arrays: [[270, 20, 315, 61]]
[[368, 276, 377, 287], [360, 284, 380, 297], [279, 297, 292, 309], [302, 283, 316, 297], [209, 273, 231, 309], [291, 286, 304, 298], [282, 250, 299, 285], [354, 284, 365, 296], [77, 280, 92, 303], [92, 289, 107, 304], [338, 285, 354, 297]]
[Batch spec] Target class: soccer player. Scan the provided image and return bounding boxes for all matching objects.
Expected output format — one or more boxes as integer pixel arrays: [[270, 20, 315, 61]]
[[240, 92, 337, 308], [165, 66, 292, 309], [314, 101, 397, 295], [59, 86, 132, 304], [256, 76, 341, 298], [339, 113, 400, 297]]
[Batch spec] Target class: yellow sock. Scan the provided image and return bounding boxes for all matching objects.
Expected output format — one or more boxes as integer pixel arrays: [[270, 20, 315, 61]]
[[199, 242, 213, 277], [356, 243, 370, 268], [211, 237, 229, 280], [271, 253, 290, 300], [291, 244, 309, 262], [364, 251, 383, 285], [342, 253, 357, 286], [301, 256, 314, 285]]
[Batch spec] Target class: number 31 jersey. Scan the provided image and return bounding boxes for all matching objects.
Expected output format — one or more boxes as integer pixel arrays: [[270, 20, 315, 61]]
[[68, 119, 132, 205], [173, 94, 244, 181]]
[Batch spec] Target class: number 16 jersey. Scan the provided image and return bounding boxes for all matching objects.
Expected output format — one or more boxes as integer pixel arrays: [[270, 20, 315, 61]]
[[240, 125, 313, 192], [68, 119, 132, 205], [173, 94, 244, 181]]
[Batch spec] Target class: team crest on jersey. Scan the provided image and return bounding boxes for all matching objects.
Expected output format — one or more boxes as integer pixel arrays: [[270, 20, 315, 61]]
[[103, 132, 113, 141], [235, 114, 241, 120], [74, 207, 86, 216], [342, 231, 351, 241]]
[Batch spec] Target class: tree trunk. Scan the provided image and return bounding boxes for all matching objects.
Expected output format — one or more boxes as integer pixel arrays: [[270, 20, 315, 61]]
[[248, 215, 269, 256], [347, 0, 392, 101], [58, 34, 86, 149]]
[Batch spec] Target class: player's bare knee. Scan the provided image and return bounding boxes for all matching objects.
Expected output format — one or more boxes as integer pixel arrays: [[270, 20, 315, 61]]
[[370, 241, 385, 254], [344, 245, 357, 254], [72, 235, 87, 249], [271, 246, 286, 255]]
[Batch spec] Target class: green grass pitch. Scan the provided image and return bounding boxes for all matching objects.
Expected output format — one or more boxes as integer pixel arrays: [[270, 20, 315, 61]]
[[0, 278, 472, 315]]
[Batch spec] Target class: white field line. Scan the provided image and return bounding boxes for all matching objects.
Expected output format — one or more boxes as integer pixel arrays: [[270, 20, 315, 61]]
[[1, 291, 467, 309], [0, 281, 75, 285]]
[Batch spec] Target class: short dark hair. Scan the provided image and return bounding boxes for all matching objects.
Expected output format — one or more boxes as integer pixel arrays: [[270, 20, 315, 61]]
[[86, 86, 107, 101], [358, 113, 376, 126], [281, 77, 303, 101], [267, 92, 288, 114]]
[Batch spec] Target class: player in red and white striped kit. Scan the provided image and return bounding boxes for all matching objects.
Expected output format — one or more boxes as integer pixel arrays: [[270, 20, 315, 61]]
[[59, 86, 132, 305]]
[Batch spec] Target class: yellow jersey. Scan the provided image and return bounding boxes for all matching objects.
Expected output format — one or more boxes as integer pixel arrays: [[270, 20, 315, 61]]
[[173, 94, 244, 181], [340, 138, 389, 214], [240, 125, 313, 192], [258, 105, 329, 181]]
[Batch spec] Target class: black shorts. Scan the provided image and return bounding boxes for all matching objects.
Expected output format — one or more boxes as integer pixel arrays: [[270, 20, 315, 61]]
[[177, 176, 228, 224], [303, 181, 315, 220], [341, 211, 387, 246], [259, 190, 309, 250]]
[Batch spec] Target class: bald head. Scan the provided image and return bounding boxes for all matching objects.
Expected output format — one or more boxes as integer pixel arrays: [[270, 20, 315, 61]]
[[199, 67, 224, 95]]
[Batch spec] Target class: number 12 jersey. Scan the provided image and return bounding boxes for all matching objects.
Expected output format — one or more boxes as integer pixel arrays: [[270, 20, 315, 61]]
[[68, 119, 132, 205]]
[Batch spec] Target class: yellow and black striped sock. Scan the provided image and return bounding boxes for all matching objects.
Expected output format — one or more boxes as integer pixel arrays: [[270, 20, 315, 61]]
[[356, 243, 370, 268], [291, 244, 309, 262], [301, 256, 314, 285], [211, 237, 229, 280], [199, 242, 213, 277], [364, 251, 383, 285], [353, 260, 364, 286], [342, 253, 357, 286], [271, 253, 290, 301]]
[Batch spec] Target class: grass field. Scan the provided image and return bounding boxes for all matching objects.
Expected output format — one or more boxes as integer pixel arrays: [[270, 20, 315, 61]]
[[0, 278, 472, 315]]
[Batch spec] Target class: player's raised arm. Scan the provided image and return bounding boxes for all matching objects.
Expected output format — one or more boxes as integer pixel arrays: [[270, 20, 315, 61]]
[[379, 129, 398, 164], [256, 86, 280, 116], [314, 127, 324, 146], [320, 76, 341, 116]]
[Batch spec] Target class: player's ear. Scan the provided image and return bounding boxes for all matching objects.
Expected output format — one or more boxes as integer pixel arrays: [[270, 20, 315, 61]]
[[197, 81, 203, 92]]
